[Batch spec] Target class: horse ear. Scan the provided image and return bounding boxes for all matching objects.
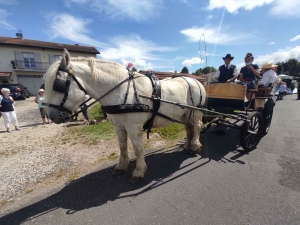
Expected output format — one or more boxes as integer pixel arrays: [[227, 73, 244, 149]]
[[60, 48, 70, 69]]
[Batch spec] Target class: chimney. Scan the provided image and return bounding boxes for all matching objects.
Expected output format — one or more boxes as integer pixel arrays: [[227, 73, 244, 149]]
[[16, 32, 23, 39]]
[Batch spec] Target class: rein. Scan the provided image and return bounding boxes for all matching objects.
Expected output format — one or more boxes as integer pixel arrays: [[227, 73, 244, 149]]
[[47, 65, 202, 138]]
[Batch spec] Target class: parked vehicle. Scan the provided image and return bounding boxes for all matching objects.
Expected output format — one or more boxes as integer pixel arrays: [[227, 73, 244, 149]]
[[0, 83, 30, 100]]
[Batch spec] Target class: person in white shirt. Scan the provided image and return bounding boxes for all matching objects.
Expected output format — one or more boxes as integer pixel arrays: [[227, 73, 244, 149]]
[[278, 82, 288, 100], [214, 54, 238, 83], [81, 94, 90, 125], [259, 63, 281, 87]]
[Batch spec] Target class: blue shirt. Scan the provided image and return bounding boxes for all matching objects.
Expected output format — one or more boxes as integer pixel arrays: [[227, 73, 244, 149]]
[[0, 96, 14, 112], [240, 64, 259, 81]]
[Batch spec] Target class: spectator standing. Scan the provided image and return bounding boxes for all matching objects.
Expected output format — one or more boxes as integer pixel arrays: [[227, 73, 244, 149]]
[[35, 89, 51, 124], [0, 88, 20, 132], [81, 94, 90, 125]]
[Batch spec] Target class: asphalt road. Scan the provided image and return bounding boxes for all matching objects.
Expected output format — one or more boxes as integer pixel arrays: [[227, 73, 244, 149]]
[[1, 95, 300, 225]]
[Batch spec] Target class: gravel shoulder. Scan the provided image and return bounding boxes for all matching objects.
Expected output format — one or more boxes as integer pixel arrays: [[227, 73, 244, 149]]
[[0, 97, 171, 215]]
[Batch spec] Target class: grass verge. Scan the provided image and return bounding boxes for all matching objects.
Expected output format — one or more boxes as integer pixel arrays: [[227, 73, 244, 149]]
[[151, 123, 185, 140]]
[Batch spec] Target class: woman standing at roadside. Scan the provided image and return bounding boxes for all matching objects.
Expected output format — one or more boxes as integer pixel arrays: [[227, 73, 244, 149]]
[[35, 89, 51, 124], [0, 88, 20, 132]]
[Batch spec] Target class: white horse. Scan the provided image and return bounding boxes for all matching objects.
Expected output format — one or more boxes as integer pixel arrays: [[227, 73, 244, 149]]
[[45, 49, 206, 182]]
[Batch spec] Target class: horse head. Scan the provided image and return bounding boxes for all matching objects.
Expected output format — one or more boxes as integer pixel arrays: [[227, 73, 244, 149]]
[[45, 48, 86, 124]]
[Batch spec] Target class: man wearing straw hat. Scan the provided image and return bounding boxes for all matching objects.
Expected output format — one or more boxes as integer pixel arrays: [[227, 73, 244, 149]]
[[214, 54, 238, 83], [259, 63, 281, 87]]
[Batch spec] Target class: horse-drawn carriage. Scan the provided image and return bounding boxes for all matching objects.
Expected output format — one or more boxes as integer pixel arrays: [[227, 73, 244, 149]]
[[202, 83, 275, 151], [44, 48, 276, 181]]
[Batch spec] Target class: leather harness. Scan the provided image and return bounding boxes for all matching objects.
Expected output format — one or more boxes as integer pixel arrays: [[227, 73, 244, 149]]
[[48, 67, 202, 138]]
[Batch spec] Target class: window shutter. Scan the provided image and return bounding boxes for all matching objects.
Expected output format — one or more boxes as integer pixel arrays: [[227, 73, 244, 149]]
[[34, 53, 42, 70], [14, 51, 24, 69]]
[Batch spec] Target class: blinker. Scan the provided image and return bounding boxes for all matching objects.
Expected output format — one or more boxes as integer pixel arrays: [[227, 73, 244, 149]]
[[53, 79, 67, 93]]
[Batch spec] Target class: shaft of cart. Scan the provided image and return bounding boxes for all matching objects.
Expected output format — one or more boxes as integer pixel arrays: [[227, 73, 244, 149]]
[[139, 94, 248, 121]]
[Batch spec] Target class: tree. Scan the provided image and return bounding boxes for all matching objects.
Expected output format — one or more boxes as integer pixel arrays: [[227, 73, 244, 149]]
[[194, 68, 203, 76], [181, 66, 189, 74], [132, 67, 137, 72], [276, 62, 284, 74], [202, 66, 216, 74], [286, 58, 298, 75]]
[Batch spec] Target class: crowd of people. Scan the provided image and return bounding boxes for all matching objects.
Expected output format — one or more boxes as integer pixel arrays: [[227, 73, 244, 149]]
[[0, 83, 90, 133]]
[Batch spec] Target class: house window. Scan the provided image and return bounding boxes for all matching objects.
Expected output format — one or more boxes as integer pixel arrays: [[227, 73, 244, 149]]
[[54, 55, 62, 62], [23, 53, 36, 69]]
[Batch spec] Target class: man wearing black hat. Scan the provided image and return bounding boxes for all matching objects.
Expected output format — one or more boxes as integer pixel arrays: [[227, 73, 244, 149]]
[[214, 54, 238, 83]]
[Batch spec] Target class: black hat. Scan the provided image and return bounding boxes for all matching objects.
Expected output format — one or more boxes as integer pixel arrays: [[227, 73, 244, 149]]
[[222, 54, 234, 60]]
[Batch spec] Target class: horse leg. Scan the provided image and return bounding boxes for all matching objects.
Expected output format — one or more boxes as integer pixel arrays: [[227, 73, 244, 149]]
[[112, 127, 130, 175], [127, 126, 147, 183], [183, 124, 193, 153], [190, 112, 203, 154]]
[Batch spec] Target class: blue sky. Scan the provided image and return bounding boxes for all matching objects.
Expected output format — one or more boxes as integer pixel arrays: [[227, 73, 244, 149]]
[[1, 0, 300, 73]]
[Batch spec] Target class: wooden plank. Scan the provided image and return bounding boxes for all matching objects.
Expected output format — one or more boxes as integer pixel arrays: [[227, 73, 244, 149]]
[[204, 83, 246, 100]]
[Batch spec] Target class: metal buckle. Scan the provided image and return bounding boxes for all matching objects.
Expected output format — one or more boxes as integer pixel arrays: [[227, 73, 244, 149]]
[[59, 111, 66, 119]]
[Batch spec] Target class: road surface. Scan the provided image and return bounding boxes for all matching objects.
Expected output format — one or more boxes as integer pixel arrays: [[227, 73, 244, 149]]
[[1, 95, 300, 225]]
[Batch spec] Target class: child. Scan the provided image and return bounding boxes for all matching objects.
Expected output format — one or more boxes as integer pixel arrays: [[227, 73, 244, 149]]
[[81, 94, 90, 125], [35, 89, 51, 124]]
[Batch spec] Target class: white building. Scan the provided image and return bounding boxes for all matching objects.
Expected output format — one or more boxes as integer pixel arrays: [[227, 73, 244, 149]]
[[0, 34, 100, 95]]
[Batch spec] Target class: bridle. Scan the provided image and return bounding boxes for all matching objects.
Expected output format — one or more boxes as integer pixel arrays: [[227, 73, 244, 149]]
[[47, 65, 136, 122], [48, 66, 88, 121]]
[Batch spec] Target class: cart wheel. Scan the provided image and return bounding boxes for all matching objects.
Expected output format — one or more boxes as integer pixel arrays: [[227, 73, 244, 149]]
[[262, 99, 274, 135], [240, 112, 264, 151]]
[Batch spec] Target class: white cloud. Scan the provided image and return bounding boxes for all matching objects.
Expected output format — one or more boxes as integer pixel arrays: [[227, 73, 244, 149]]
[[180, 25, 255, 45], [100, 35, 175, 61], [270, 0, 300, 18], [182, 57, 204, 67], [65, 0, 163, 21], [45, 13, 108, 48], [290, 35, 300, 42], [0, 9, 16, 30], [208, 0, 273, 14], [269, 41, 275, 45], [120, 58, 153, 71], [236, 46, 300, 70]]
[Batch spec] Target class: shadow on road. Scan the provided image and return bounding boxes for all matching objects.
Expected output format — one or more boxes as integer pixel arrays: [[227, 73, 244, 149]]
[[0, 126, 248, 224]]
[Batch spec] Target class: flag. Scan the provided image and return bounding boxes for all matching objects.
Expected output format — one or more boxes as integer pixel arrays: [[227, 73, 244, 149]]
[[127, 62, 133, 70]]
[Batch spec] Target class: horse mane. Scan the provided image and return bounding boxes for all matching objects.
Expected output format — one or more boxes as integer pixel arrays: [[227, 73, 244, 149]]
[[44, 57, 126, 103], [44, 61, 60, 104], [71, 57, 125, 81]]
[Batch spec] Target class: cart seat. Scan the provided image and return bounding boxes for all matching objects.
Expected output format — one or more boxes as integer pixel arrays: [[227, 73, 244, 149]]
[[255, 87, 272, 99], [205, 83, 246, 111]]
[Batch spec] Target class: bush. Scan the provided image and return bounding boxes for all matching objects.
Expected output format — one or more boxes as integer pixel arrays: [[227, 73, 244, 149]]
[[89, 103, 107, 121]]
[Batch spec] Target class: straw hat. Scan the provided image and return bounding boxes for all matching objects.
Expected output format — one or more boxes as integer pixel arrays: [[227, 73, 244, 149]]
[[261, 63, 278, 69], [38, 89, 45, 93]]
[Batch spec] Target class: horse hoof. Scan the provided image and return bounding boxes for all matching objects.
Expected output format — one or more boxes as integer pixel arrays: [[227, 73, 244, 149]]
[[128, 177, 143, 184], [112, 169, 126, 176]]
